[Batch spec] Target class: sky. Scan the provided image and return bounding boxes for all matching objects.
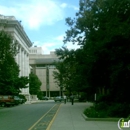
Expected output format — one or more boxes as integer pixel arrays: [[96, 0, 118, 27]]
[[0, 0, 80, 54]]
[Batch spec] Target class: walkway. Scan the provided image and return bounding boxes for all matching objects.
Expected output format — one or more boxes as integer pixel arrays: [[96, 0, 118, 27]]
[[48, 102, 119, 130]]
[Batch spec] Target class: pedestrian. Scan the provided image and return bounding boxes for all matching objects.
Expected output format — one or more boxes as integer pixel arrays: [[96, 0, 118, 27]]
[[63, 95, 67, 104], [70, 95, 74, 105]]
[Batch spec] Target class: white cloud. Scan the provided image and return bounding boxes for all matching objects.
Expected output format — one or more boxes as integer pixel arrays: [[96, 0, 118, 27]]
[[54, 34, 65, 41], [41, 43, 55, 54], [65, 42, 80, 50], [60, 3, 67, 8], [70, 5, 79, 11], [0, 0, 65, 30], [33, 34, 80, 54], [54, 34, 80, 50], [33, 41, 59, 54], [55, 34, 81, 50], [60, 2, 79, 11], [42, 42, 80, 54]]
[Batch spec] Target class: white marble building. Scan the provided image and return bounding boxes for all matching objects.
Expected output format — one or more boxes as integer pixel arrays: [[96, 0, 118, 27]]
[[0, 15, 32, 101]]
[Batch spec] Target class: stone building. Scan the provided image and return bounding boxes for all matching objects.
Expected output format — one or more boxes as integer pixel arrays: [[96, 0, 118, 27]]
[[0, 15, 32, 101], [29, 46, 43, 54], [29, 47, 61, 97]]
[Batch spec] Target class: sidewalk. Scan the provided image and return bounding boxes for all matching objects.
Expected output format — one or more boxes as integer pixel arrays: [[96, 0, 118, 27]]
[[49, 102, 119, 130]]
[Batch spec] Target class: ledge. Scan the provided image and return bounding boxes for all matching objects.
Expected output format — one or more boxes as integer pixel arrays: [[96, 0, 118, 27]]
[[82, 113, 120, 122]]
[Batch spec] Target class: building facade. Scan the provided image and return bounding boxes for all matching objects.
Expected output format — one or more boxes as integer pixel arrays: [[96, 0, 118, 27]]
[[29, 46, 43, 54], [29, 47, 61, 97], [0, 15, 32, 101]]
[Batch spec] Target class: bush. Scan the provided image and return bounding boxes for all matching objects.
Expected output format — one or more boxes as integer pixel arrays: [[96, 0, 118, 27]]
[[107, 103, 130, 118], [95, 102, 109, 111], [84, 106, 97, 118], [84, 102, 130, 118], [84, 105, 108, 118]]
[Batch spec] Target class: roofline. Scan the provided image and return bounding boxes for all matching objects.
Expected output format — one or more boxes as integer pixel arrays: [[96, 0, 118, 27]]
[[0, 19, 32, 47]]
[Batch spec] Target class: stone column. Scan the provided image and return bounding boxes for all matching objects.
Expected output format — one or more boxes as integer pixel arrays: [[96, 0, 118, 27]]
[[22, 49, 25, 76], [24, 51, 27, 76], [18, 45, 22, 77], [15, 44, 18, 64], [20, 47, 24, 94], [24, 52, 26, 76], [21, 47, 25, 76], [20, 47, 23, 76], [18, 46, 23, 94], [25, 52, 30, 96], [27, 52, 31, 101], [25, 52, 29, 95], [27, 53, 30, 76]]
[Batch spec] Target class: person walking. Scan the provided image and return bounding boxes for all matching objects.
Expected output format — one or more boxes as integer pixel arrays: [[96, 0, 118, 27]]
[[63, 95, 67, 104], [70, 95, 74, 105]]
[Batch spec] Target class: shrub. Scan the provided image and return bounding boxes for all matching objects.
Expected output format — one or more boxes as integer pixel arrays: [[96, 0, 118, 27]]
[[107, 103, 130, 118], [84, 106, 98, 118], [84, 102, 130, 118], [84, 105, 108, 118]]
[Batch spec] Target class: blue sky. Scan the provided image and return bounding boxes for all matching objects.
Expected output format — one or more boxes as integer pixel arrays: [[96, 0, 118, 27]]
[[0, 0, 80, 54]]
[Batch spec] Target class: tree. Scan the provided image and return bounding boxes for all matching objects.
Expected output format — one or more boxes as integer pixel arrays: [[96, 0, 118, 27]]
[[0, 30, 19, 95], [56, 0, 130, 103], [14, 76, 29, 95], [53, 61, 64, 87], [53, 0, 130, 117], [53, 47, 77, 93], [29, 72, 42, 95], [0, 30, 30, 95]]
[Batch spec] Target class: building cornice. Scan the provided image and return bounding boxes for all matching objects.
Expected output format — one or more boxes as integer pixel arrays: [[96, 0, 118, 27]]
[[0, 18, 32, 47]]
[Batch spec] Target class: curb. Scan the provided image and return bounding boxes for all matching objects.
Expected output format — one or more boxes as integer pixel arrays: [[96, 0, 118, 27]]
[[82, 113, 120, 122]]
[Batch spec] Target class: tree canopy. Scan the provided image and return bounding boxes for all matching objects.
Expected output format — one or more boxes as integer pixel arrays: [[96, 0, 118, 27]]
[[54, 0, 130, 103]]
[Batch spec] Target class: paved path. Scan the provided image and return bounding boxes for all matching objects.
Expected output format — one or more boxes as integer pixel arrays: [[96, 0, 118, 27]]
[[48, 102, 119, 130]]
